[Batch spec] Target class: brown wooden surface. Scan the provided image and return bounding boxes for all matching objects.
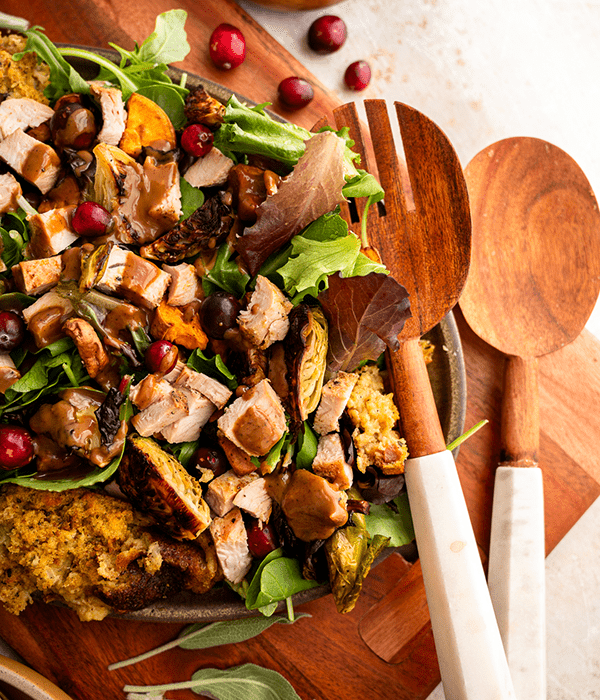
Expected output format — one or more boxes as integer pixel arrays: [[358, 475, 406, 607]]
[[1, 2, 600, 698]]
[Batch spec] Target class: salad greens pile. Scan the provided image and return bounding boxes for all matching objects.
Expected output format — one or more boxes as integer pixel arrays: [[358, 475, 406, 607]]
[[0, 6, 421, 629]]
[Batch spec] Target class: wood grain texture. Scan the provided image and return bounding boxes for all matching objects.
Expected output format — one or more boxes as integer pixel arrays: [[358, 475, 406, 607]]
[[501, 355, 539, 467], [0, 4, 599, 700]]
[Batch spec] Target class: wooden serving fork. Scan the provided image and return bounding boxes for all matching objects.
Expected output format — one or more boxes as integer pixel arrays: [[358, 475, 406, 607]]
[[333, 100, 515, 699]]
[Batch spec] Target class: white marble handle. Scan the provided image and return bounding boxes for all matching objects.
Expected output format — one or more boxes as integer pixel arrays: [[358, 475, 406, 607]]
[[405, 450, 516, 700], [488, 465, 546, 700]]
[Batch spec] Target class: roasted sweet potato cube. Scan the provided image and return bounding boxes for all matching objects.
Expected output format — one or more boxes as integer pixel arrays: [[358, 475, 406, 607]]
[[119, 93, 176, 158], [150, 301, 208, 351]]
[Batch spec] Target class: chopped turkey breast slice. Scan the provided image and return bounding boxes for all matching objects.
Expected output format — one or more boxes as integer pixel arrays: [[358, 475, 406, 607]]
[[0, 172, 22, 215], [162, 262, 201, 306], [160, 389, 216, 443], [130, 388, 188, 437], [233, 477, 272, 522], [209, 507, 252, 585], [12, 255, 62, 295], [183, 147, 234, 188], [26, 206, 78, 259], [0, 129, 61, 194], [0, 98, 54, 140], [205, 470, 258, 517], [312, 433, 354, 491], [237, 275, 293, 349], [89, 82, 127, 146], [313, 371, 359, 436]]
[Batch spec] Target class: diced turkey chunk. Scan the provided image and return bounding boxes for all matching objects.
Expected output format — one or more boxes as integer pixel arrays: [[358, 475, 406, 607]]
[[144, 157, 182, 228], [312, 433, 354, 491], [129, 375, 173, 410], [89, 82, 127, 146], [233, 477, 272, 521], [205, 470, 258, 517], [313, 371, 359, 436], [209, 507, 252, 584], [0, 98, 54, 140], [0, 129, 61, 194], [0, 353, 20, 393], [95, 245, 171, 309], [0, 172, 22, 215], [217, 432, 258, 476], [217, 379, 287, 457], [183, 147, 234, 188], [27, 206, 78, 258], [163, 262, 201, 306], [12, 255, 62, 295], [130, 388, 188, 437], [160, 389, 216, 443], [22, 291, 74, 348], [238, 275, 293, 349], [174, 365, 232, 409]]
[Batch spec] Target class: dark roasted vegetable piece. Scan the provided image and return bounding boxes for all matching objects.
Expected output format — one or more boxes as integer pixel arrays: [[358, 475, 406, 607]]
[[284, 304, 327, 431], [95, 386, 126, 447], [184, 84, 226, 128], [325, 508, 390, 614], [355, 464, 406, 504], [139, 193, 233, 264], [118, 434, 211, 540]]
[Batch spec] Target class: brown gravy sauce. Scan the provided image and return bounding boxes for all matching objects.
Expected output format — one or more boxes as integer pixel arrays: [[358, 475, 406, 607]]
[[21, 142, 60, 185]]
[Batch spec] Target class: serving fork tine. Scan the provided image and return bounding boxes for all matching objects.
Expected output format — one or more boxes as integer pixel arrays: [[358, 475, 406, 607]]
[[330, 100, 516, 699]]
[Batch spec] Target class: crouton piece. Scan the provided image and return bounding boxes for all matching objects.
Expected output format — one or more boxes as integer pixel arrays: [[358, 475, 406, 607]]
[[205, 470, 258, 517], [150, 300, 209, 351], [238, 275, 293, 349], [312, 433, 354, 491], [0, 128, 60, 193], [119, 92, 176, 158], [313, 371, 359, 436], [184, 147, 234, 188], [209, 507, 252, 584], [217, 380, 287, 457], [27, 205, 78, 258]]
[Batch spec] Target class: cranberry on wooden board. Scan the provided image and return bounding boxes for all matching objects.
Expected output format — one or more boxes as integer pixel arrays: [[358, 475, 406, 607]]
[[71, 201, 112, 238], [0, 310, 25, 351], [308, 15, 347, 54], [209, 23, 246, 70], [278, 77, 314, 109], [344, 60, 371, 91], [181, 123, 214, 158], [200, 292, 241, 339], [144, 340, 178, 374], [0, 425, 34, 470]]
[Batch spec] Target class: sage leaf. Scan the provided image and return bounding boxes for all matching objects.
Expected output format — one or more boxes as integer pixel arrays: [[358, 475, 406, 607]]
[[123, 663, 302, 700]]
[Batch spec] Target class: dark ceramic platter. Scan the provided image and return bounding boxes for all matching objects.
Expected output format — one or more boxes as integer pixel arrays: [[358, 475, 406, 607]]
[[63, 48, 467, 622]]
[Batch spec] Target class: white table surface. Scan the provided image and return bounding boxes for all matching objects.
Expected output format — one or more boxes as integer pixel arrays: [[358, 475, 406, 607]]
[[238, 1, 600, 697]]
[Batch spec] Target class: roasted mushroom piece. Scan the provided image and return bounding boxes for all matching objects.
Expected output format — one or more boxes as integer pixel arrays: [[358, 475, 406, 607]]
[[118, 434, 211, 540], [184, 84, 226, 128]]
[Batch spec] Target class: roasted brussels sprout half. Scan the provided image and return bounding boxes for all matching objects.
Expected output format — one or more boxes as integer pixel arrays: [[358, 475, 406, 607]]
[[118, 434, 211, 540], [284, 304, 328, 427]]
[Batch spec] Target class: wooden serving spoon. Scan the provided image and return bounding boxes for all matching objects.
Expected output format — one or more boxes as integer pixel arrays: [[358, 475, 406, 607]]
[[334, 101, 515, 699], [459, 137, 600, 700]]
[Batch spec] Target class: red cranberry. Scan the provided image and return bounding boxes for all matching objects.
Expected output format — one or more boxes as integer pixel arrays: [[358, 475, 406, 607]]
[[278, 77, 314, 109], [118, 374, 132, 394], [344, 60, 371, 91], [0, 310, 25, 351], [247, 519, 278, 559], [71, 201, 112, 238], [192, 445, 228, 478], [209, 23, 246, 70], [181, 123, 214, 158], [0, 425, 34, 470], [144, 340, 178, 375], [308, 15, 347, 54]]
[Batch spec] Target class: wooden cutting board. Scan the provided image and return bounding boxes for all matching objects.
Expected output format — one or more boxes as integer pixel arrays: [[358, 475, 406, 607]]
[[1, 1, 599, 698]]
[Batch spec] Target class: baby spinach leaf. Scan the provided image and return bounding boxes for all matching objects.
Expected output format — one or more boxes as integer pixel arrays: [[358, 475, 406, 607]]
[[294, 422, 318, 470], [180, 177, 205, 220], [364, 491, 415, 547], [118, 9, 190, 67], [136, 83, 186, 129], [202, 243, 250, 298], [168, 440, 199, 469], [187, 348, 237, 390], [123, 663, 302, 700]]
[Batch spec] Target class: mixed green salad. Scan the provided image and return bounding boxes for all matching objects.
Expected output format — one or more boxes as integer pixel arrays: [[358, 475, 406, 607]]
[[0, 10, 419, 619]]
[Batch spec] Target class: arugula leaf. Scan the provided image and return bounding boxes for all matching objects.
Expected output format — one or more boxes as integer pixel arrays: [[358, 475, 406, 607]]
[[186, 349, 237, 390], [113, 9, 190, 67], [123, 663, 302, 699], [11, 26, 90, 101], [202, 243, 250, 298], [168, 440, 200, 470]]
